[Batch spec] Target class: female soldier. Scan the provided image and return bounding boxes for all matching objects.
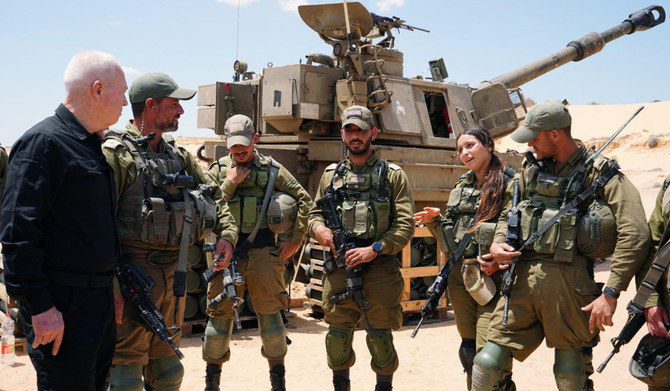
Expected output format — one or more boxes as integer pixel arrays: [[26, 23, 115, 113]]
[[414, 127, 515, 390]]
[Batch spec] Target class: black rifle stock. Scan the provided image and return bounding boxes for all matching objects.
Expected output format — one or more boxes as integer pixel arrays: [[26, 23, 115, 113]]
[[501, 177, 522, 327], [202, 242, 245, 329], [316, 192, 373, 334], [596, 301, 646, 373], [117, 263, 184, 359]]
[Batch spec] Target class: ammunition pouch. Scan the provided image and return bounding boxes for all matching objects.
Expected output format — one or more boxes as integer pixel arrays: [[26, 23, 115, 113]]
[[118, 187, 216, 249], [630, 333, 670, 386], [577, 198, 616, 259], [474, 222, 497, 256], [519, 200, 577, 263]]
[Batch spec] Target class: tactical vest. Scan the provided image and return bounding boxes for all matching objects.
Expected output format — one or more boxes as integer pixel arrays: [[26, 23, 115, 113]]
[[325, 158, 393, 242], [519, 152, 615, 262], [440, 168, 515, 259], [106, 132, 217, 250], [214, 155, 274, 234]]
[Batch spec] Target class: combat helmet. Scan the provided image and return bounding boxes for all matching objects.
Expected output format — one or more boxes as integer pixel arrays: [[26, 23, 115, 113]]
[[267, 192, 298, 234]]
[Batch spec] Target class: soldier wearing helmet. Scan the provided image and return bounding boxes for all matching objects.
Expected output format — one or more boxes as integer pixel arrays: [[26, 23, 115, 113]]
[[203, 114, 313, 391]]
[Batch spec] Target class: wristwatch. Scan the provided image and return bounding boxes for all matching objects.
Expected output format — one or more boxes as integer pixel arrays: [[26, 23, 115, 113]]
[[603, 286, 620, 299], [372, 241, 383, 255]]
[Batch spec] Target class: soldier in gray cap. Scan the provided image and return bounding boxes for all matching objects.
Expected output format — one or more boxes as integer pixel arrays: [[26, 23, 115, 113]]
[[470, 100, 650, 391], [203, 114, 313, 391], [102, 73, 238, 390]]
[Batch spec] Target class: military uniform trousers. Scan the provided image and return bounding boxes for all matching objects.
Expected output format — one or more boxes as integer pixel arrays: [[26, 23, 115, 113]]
[[448, 258, 503, 350], [207, 245, 289, 319], [487, 256, 601, 361], [114, 248, 186, 366], [19, 284, 116, 391], [323, 255, 404, 330]]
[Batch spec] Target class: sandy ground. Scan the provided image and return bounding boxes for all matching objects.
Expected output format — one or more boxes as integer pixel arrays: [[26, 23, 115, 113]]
[[3, 101, 670, 390]]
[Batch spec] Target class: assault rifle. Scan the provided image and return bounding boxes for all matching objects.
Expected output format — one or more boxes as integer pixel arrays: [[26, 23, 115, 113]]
[[202, 242, 245, 330], [501, 177, 522, 327], [596, 301, 646, 372], [316, 191, 373, 334], [117, 262, 184, 359], [411, 252, 459, 338]]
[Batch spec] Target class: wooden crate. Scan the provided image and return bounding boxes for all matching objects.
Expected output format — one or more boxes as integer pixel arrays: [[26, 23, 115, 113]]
[[304, 227, 449, 318]]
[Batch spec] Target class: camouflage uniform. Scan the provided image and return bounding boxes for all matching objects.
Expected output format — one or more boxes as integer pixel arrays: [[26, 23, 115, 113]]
[[102, 121, 238, 367], [475, 142, 649, 390], [202, 150, 312, 363], [425, 169, 514, 389], [308, 151, 415, 376]]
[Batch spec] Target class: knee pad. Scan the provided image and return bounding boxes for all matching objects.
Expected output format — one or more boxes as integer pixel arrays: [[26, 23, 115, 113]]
[[145, 356, 184, 391], [109, 365, 144, 391], [459, 338, 477, 374], [326, 327, 355, 368], [203, 318, 234, 364], [366, 329, 398, 375], [258, 312, 287, 359], [553, 348, 586, 391], [472, 342, 512, 391]]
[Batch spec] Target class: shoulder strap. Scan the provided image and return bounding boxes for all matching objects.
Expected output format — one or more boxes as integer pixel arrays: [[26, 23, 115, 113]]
[[522, 160, 621, 251], [236, 158, 280, 256]]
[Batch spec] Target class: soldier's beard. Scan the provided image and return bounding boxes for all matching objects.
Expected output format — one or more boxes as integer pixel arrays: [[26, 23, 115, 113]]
[[347, 138, 371, 155], [157, 116, 179, 133]]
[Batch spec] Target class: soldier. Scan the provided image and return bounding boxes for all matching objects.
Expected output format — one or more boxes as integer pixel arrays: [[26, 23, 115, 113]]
[[102, 73, 238, 390], [309, 105, 415, 391], [413, 127, 515, 390], [471, 100, 650, 391], [630, 173, 670, 390], [203, 114, 313, 391], [1, 50, 126, 390]]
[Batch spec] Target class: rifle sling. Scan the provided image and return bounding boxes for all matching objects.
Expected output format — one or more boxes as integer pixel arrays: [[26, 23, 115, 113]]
[[234, 158, 280, 257], [523, 161, 620, 250], [629, 225, 670, 313]]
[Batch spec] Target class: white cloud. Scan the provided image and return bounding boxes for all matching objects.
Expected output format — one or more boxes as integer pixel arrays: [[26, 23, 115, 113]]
[[278, 0, 308, 12], [217, 0, 260, 5], [122, 66, 140, 75], [108, 20, 124, 28], [374, 0, 405, 12]]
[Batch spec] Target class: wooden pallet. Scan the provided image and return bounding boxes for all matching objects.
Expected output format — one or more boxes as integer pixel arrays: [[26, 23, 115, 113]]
[[304, 227, 449, 321]]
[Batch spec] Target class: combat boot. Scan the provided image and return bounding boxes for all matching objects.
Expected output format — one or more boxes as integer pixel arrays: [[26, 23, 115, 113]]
[[374, 383, 392, 391], [269, 364, 286, 391], [205, 363, 222, 391], [333, 377, 350, 391]]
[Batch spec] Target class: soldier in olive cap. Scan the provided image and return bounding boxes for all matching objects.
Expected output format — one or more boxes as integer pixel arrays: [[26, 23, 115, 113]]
[[103, 73, 238, 390], [471, 100, 650, 391], [309, 105, 415, 391], [203, 114, 313, 391]]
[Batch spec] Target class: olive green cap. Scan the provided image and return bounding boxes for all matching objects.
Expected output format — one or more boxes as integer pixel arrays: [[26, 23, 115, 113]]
[[129, 72, 196, 104], [511, 99, 572, 143], [224, 114, 255, 147], [341, 105, 373, 130]]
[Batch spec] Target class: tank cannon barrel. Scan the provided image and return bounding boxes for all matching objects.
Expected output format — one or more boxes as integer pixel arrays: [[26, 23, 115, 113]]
[[483, 5, 665, 89]]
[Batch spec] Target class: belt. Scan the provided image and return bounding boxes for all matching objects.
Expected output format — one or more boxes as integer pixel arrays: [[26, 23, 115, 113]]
[[48, 270, 116, 288]]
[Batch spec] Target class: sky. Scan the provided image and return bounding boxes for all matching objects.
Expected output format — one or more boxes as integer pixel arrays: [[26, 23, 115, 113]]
[[1, 0, 668, 145]]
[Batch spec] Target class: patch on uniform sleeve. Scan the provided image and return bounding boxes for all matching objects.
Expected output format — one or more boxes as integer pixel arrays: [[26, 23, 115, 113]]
[[388, 163, 401, 171], [102, 138, 123, 151]]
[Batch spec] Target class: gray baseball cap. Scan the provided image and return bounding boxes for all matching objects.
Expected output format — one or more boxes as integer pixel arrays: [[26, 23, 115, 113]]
[[341, 105, 373, 130], [224, 114, 255, 147], [129, 73, 196, 104], [510, 99, 572, 143]]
